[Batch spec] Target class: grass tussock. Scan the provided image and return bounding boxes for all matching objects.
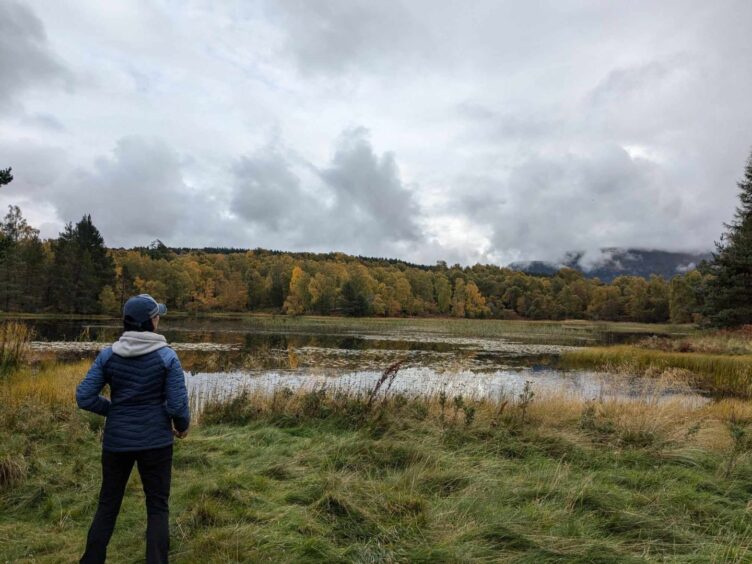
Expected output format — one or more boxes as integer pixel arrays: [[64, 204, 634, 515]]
[[0, 321, 33, 376], [0, 453, 27, 489]]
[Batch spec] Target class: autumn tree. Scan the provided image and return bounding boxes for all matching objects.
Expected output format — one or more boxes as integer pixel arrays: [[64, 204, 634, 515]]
[[586, 285, 622, 320], [308, 271, 338, 314], [464, 280, 490, 318], [669, 270, 705, 323], [283, 266, 310, 315], [434, 274, 452, 314], [99, 285, 120, 315], [451, 278, 466, 317]]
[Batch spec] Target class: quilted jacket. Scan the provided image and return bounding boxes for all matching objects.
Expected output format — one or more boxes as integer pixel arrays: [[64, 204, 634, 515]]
[[76, 331, 190, 452]]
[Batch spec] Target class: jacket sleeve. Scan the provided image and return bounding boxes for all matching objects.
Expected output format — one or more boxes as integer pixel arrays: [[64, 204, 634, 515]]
[[76, 348, 113, 416], [161, 348, 191, 432]]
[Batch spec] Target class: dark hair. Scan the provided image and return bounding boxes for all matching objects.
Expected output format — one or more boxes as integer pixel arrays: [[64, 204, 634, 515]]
[[124, 315, 154, 332]]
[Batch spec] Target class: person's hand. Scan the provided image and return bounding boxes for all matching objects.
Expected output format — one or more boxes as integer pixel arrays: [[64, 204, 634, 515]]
[[173, 429, 188, 439]]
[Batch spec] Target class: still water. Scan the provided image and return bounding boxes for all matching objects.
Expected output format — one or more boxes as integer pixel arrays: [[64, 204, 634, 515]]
[[21, 316, 698, 403]]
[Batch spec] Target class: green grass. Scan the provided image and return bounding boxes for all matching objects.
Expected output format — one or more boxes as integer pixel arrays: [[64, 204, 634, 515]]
[[2, 364, 752, 562], [2, 311, 694, 340], [191, 315, 694, 340]]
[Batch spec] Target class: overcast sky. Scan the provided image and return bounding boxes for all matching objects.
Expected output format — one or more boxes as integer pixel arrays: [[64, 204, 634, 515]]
[[2, 0, 751, 266]]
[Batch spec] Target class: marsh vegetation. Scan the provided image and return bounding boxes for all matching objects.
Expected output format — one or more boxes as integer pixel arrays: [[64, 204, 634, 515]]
[[2, 316, 752, 561]]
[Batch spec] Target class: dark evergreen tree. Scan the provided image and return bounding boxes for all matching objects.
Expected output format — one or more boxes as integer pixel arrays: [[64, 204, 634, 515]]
[[145, 239, 173, 260], [704, 151, 752, 326], [337, 280, 371, 316], [50, 215, 115, 313], [0, 167, 12, 187], [0, 206, 46, 311]]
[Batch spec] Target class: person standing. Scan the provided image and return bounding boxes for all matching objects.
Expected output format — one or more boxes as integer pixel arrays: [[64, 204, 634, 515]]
[[76, 294, 190, 563]]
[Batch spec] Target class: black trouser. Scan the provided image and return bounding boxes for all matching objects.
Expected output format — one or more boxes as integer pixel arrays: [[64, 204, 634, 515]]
[[81, 444, 173, 564]]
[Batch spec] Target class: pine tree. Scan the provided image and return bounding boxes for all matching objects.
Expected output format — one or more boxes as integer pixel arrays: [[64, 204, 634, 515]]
[[0, 168, 12, 187], [0, 206, 45, 311], [50, 215, 115, 313], [704, 151, 752, 326]]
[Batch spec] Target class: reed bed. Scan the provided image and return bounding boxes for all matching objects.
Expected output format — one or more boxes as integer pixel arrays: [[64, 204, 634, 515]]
[[562, 345, 752, 397], [0, 321, 33, 376], [638, 326, 752, 355]]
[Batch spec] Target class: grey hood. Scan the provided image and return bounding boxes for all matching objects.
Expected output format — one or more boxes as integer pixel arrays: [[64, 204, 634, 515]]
[[111, 331, 168, 357]]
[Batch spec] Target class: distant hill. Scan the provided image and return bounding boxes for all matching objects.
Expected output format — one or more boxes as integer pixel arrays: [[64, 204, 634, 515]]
[[509, 248, 712, 282]]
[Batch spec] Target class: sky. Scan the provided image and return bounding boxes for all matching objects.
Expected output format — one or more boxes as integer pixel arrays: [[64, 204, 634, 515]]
[[1, 0, 751, 267]]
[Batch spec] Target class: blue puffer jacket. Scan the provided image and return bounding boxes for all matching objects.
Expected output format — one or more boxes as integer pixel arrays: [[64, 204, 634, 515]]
[[76, 331, 191, 452]]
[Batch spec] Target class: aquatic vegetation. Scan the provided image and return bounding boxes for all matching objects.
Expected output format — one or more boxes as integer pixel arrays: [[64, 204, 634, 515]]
[[638, 327, 752, 355], [562, 346, 752, 397]]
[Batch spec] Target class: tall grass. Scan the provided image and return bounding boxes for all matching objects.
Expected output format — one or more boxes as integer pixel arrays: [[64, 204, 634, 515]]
[[562, 345, 752, 397], [0, 321, 33, 376], [4, 360, 752, 560], [0, 362, 81, 409], [638, 327, 752, 355]]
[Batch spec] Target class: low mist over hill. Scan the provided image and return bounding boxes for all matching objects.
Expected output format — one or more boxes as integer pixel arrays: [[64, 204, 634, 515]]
[[509, 249, 712, 282]]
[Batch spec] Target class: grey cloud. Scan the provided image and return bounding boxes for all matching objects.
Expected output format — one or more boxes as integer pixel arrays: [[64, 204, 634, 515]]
[[458, 145, 694, 263], [456, 101, 564, 141], [231, 128, 423, 255], [266, 0, 426, 74], [0, 1, 70, 112], [49, 137, 196, 245], [321, 128, 421, 242], [232, 148, 312, 231], [21, 112, 66, 131], [589, 60, 678, 106], [0, 139, 67, 192], [3, 0, 752, 266]]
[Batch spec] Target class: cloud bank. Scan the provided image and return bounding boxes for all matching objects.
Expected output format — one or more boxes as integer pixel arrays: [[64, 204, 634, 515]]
[[1, 0, 751, 265]]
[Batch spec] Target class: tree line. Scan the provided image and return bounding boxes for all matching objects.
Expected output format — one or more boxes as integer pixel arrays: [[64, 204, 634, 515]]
[[0, 208, 707, 323], [2, 147, 752, 327]]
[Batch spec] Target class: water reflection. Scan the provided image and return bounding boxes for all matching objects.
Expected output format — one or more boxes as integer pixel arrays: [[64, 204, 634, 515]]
[[187, 367, 706, 407], [16, 317, 701, 404]]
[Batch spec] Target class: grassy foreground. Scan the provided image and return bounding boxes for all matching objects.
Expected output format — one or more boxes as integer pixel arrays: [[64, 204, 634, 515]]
[[2, 363, 752, 562]]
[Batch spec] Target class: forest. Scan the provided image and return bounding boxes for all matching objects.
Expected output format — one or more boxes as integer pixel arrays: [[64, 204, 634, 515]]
[[0, 205, 707, 323]]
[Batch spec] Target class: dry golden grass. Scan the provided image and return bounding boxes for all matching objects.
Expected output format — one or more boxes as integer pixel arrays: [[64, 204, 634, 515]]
[[1, 358, 748, 458], [0, 360, 84, 409], [0, 321, 33, 375]]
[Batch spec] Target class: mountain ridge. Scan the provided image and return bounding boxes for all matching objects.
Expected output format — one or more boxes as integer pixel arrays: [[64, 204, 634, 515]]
[[509, 248, 712, 282]]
